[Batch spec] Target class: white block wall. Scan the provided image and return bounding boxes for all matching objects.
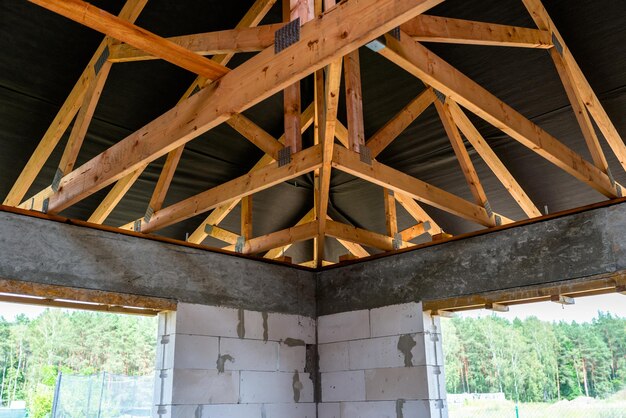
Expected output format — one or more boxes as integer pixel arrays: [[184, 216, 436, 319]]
[[154, 302, 316, 418], [318, 302, 448, 418]]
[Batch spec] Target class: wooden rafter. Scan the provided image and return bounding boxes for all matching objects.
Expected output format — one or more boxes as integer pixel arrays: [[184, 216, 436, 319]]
[[226, 114, 284, 160], [184, 103, 315, 244], [142, 145, 323, 233], [223, 221, 318, 255], [399, 222, 430, 242], [29, 0, 229, 80], [366, 88, 436, 158], [3, 0, 148, 207], [93, 0, 279, 225], [332, 146, 508, 227], [45, 0, 444, 214], [446, 100, 542, 218], [402, 15, 552, 49], [108, 24, 283, 62], [393, 192, 443, 235], [374, 32, 620, 198], [325, 220, 411, 252], [434, 98, 489, 208], [521, 0, 626, 174]]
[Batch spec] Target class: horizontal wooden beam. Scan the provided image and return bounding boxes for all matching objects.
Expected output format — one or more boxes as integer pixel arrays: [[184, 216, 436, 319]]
[[0, 278, 175, 312], [224, 221, 318, 254], [45, 0, 444, 213], [332, 146, 497, 226], [325, 220, 412, 252], [29, 0, 229, 80], [264, 208, 316, 259], [108, 24, 283, 62], [423, 272, 626, 312], [402, 15, 552, 48], [142, 145, 323, 233], [375, 32, 619, 198]]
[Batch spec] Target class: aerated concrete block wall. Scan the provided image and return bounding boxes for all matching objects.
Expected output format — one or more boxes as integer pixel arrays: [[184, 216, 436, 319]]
[[153, 302, 317, 418], [317, 302, 448, 418]]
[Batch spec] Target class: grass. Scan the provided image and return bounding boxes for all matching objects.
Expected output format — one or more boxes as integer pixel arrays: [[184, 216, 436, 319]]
[[449, 395, 626, 418]]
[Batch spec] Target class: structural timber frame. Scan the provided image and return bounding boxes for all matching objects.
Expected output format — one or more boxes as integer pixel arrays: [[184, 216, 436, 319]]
[[5, 0, 625, 268]]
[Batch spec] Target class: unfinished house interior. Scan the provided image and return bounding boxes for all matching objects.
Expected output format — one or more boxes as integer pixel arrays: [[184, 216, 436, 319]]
[[1, 0, 625, 416]]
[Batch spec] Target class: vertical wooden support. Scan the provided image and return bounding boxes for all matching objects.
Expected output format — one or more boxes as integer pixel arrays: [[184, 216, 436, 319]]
[[384, 189, 398, 237], [241, 196, 253, 240], [344, 50, 366, 154]]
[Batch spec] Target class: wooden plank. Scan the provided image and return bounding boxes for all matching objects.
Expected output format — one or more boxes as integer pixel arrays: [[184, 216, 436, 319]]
[[142, 145, 323, 233], [402, 15, 552, 48], [332, 145, 497, 226], [265, 208, 316, 258], [335, 120, 349, 148], [393, 192, 443, 235], [434, 98, 489, 207], [186, 103, 315, 245], [399, 222, 428, 241], [30, 0, 229, 80], [316, 57, 343, 266], [95, 0, 280, 224], [223, 221, 318, 254], [550, 49, 609, 172], [447, 100, 542, 218], [58, 61, 113, 176], [521, 0, 626, 173], [344, 50, 366, 153], [3, 0, 147, 206], [88, 168, 143, 224], [108, 24, 283, 62], [383, 189, 398, 236], [17, 186, 53, 210], [47, 0, 444, 214], [241, 195, 253, 240], [227, 114, 284, 160], [325, 220, 411, 251], [376, 32, 619, 198], [334, 234, 370, 258], [205, 224, 240, 245], [423, 272, 626, 312], [0, 277, 175, 312], [367, 88, 435, 157]]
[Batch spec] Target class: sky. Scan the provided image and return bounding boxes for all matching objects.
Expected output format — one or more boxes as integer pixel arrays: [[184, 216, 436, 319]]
[[1, 293, 625, 323]]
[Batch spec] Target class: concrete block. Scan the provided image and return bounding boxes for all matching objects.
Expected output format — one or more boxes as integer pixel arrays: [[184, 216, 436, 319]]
[[157, 311, 176, 336], [267, 313, 316, 344], [364, 366, 431, 400], [168, 334, 219, 370], [319, 341, 350, 372], [364, 365, 445, 401], [220, 337, 278, 371], [153, 369, 173, 406], [340, 401, 396, 417], [318, 310, 370, 343], [318, 402, 340, 418], [321, 370, 366, 402], [278, 342, 306, 372], [265, 403, 317, 418], [348, 335, 405, 370], [370, 302, 431, 337], [176, 303, 239, 338], [164, 403, 264, 418], [240, 371, 314, 403], [412, 332, 444, 366], [404, 399, 448, 418], [171, 369, 239, 404], [244, 309, 266, 340]]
